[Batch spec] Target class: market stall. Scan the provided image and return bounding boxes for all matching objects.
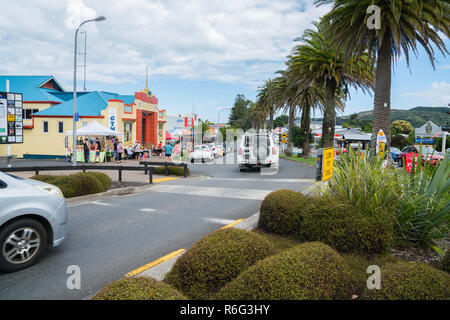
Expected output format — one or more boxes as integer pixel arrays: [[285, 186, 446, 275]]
[[65, 120, 122, 163]]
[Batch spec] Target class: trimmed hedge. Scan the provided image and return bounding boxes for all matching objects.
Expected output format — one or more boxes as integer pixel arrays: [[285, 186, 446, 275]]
[[259, 191, 394, 254], [215, 242, 353, 300], [258, 190, 310, 236], [442, 251, 450, 273], [164, 228, 277, 300], [92, 277, 186, 300], [30, 172, 106, 198], [364, 262, 450, 300], [342, 253, 400, 296], [300, 197, 394, 254], [153, 166, 190, 176], [89, 172, 112, 190]]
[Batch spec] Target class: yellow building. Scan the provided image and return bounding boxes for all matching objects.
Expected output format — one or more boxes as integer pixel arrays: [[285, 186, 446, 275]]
[[0, 76, 166, 158]]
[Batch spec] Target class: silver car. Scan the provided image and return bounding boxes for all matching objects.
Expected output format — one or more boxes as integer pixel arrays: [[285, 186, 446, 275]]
[[0, 172, 67, 272]]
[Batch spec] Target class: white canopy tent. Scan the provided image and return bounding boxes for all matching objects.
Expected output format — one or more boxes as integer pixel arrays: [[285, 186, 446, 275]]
[[66, 120, 121, 137]]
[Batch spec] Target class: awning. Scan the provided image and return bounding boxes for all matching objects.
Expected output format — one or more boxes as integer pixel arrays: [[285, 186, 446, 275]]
[[165, 131, 179, 140], [66, 120, 121, 136]]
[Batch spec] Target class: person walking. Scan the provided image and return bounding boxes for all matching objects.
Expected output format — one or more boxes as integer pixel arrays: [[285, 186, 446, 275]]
[[83, 138, 90, 163], [94, 139, 102, 164], [116, 139, 123, 163], [113, 138, 118, 162], [164, 142, 173, 162]]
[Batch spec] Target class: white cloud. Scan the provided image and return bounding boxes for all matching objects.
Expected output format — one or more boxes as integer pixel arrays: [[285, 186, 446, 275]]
[[0, 0, 329, 89], [402, 81, 450, 106]]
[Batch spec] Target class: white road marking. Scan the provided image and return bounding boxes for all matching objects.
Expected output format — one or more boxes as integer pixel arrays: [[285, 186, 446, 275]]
[[89, 201, 113, 206], [149, 185, 272, 200], [140, 208, 157, 212]]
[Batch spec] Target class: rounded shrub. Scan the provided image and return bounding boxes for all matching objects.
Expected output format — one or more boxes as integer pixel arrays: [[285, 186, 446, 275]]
[[69, 172, 105, 197], [153, 166, 190, 176], [215, 242, 353, 300], [30, 175, 59, 184], [258, 190, 311, 236], [164, 228, 277, 300], [301, 197, 394, 254], [89, 172, 112, 190], [92, 277, 186, 300], [442, 251, 450, 273], [342, 253, 400, 296], [365, 262, 450, 300]]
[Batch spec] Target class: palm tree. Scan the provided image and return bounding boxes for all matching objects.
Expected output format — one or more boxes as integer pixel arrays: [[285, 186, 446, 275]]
[[248, 102, 267, 131], [257, 79, 281, 131], [288, 21, 375, 148], [315, 0, 449, 150]]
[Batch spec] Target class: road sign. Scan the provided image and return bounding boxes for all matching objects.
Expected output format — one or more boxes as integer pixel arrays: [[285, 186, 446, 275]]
[[74, 112, 79, 122], [376, 129, 387, 156], [281, 132, 287, 139], [281, 139, 287, 144], [322, 147, 334, 181]]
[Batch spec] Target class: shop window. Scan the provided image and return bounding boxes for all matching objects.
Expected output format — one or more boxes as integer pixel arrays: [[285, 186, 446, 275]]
[[23, 109, 39, 120], [124, 122, 133, 142], [43, 121, 49, 133], [58, 121, 64, 133]]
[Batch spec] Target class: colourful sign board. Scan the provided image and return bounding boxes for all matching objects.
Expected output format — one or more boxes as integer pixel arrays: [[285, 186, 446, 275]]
[[322, 147, 334, 181], [0, 92, 23, 144]]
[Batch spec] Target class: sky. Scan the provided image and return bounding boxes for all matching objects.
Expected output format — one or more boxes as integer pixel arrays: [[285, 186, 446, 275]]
[[0, 0, 448, 123]]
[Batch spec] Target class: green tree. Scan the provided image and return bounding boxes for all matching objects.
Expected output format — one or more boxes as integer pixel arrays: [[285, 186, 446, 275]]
[[287, 20, 375, 148], [257, 79, 279, 130], [229, 94, 252, 131], [316, 0, 449, 151], [273, 115, 289, 128], [391, 120, 414, 135]]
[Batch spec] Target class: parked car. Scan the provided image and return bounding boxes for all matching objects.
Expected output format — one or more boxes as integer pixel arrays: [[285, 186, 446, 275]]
[[207, 143, 221, 159], [190, 145, 214, 163], [237, 131, 279, 171], [390, 147, 401, 163], [0, 172, 67, 272], [398, 145, 444, 167]]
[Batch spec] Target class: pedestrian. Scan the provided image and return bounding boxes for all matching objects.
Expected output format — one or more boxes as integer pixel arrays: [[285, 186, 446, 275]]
[[113, 138, 118, 162], [134, 140, 142, 161], [116, 139, 123, 163], [94, 139, 102, 164], [164, 141, 173, 162], [83, 138, 90, 163]]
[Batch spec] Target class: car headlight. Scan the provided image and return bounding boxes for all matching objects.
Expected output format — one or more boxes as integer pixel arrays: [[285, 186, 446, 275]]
[[34, 185, 64, 198]]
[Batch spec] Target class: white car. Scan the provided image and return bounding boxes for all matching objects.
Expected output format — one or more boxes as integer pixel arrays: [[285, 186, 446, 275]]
[[190, 145, 214, 163], [207, 144, 221, 158], [237, 131, 279, 171], [0, 172, 67, 272]]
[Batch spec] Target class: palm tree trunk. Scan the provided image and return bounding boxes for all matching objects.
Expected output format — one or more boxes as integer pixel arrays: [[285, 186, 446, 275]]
[[321, 80, 337, 148], [269, 107, 274, 131], [301, 104, 311, 158], [370, 34, 392, 153], [287, 104, 295, 154]]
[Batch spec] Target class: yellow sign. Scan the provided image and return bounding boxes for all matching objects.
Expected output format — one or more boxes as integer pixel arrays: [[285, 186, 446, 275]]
[[378, 142, 385, 158], [281, 132, 287, 138], [7, 115, 15, 122], [281, 139, 287, 144], [322, 147, 334, 181]]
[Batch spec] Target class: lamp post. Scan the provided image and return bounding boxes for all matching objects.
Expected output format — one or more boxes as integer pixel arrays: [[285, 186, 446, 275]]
[[72, 16, 106, 166]]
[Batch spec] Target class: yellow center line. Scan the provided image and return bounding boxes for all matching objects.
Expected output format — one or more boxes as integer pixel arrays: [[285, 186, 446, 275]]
[[151, 177, 180, 183], [220, 219, 245, 230], [124, 248, 186, 277]]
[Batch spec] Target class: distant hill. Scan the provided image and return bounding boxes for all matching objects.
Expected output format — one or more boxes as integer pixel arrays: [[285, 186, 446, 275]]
[[313, 107, 450, 127]]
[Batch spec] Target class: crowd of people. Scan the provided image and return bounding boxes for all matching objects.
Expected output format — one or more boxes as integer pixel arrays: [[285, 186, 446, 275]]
[[79, 137, 179, 164]]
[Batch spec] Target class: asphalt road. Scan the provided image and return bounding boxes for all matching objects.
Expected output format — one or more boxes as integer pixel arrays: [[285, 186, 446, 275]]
[[0, 154, 315, 300]]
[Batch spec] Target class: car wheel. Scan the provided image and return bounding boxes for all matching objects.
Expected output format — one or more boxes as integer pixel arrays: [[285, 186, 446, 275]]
[[0, 219, 48, 273]]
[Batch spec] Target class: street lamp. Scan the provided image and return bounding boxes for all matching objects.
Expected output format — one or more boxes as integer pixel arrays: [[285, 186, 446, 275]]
[[72, 16, 106, 166]]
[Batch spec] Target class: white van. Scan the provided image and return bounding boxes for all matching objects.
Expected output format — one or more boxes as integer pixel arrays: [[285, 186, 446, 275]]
[[237, 131, 279, 171]]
